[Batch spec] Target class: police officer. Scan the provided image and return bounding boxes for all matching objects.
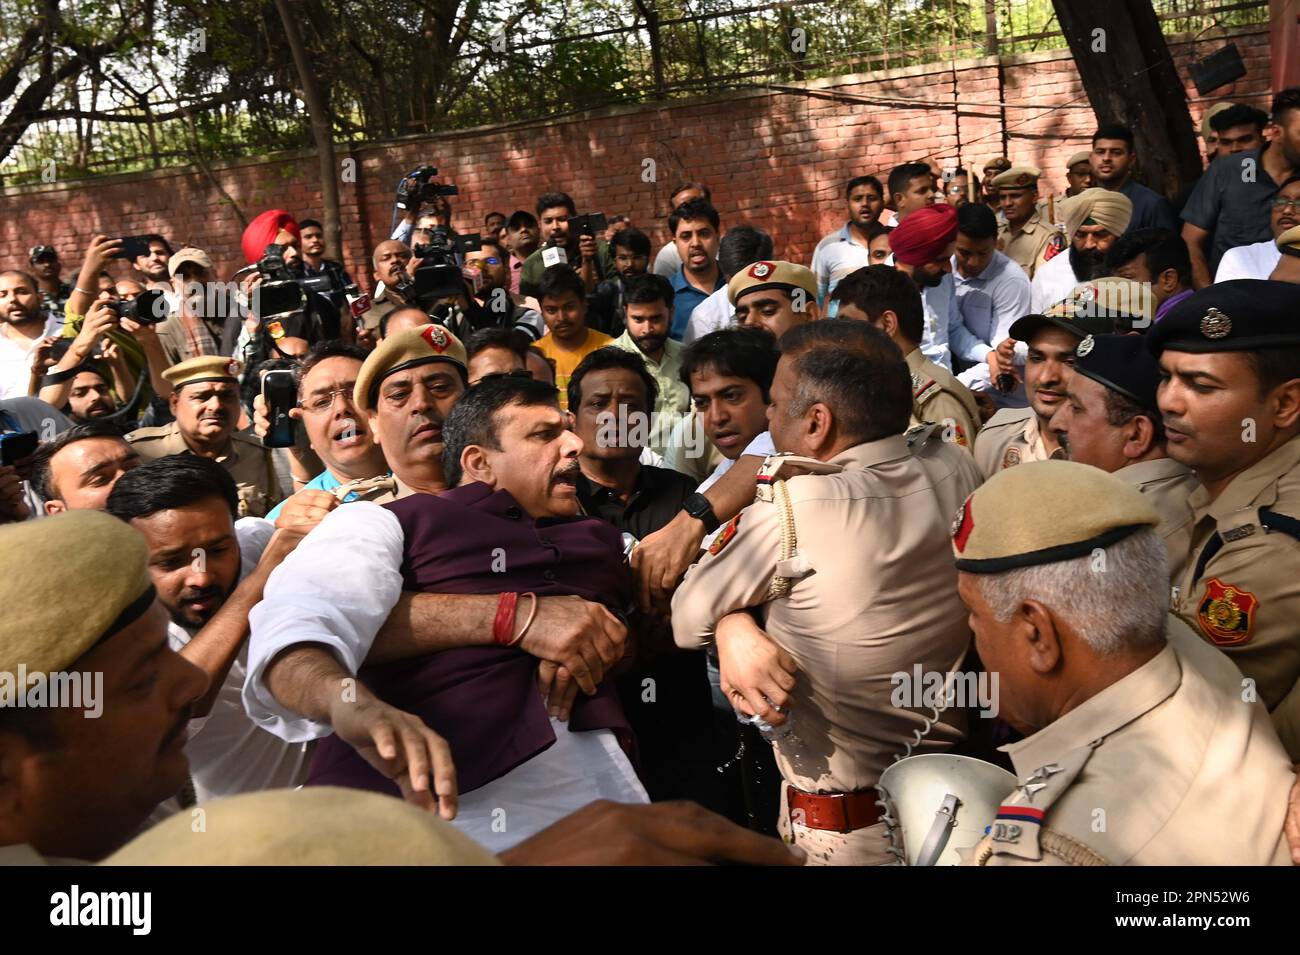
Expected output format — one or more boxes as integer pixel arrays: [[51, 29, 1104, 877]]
[[831, 264, 979, 449], [992, 167, 1050, 277], [671, 320, 983, 865], [972, 278, 1130, 478], [1048, 332, 1198, 576], [126, 356, 284, 518], [1150, 280, 1300, 759], [0, 510, 207, 863], [953, 461, 1295, 865]]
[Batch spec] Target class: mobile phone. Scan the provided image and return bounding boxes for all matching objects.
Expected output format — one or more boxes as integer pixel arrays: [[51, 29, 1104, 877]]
[[261, 369, 298, 448], [0, 430, 38, 467], [111, 235, 153, 261]]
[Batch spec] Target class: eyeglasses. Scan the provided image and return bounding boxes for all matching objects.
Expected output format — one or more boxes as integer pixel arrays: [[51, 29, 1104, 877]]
[[300, 388, 356, 414], [467, 257, 502, 266], [1273, 197, 1300, 211]]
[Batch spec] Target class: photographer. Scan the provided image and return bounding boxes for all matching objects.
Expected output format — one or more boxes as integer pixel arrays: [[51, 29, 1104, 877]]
[[518, 191, 616, 300], [362, 240, 418, 344], [390, 166, 457, 245], [130, 234, 174, 292], [505, 210, 540, 293], [44, 237, 166, 422], [464, 238, 544, 340], [299, 218, 355, 306]]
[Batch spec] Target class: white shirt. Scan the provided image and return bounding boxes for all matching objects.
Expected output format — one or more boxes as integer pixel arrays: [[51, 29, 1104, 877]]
[[173, 518, 313, 804], [1214, 240, 1281, 283], [244, 501, 647, 848], [698, 430, 775, 547], [682, 285, 734, 345], [653, 242, 681, 278], [948, 251, 1032, 393], [1030, 249, 1079, 314], [920, 278, 953, 371], [0, 316, 61, 399], [810, 224, 873, 302]]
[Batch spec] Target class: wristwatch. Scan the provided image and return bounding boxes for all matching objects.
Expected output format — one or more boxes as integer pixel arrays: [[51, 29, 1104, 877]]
[[681, 492, 720, 533]]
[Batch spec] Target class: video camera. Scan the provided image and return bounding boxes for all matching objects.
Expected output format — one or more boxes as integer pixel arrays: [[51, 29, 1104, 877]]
[[253, 244, 333, 321], [409, 225, 481, 311], [396, 165, 460, 212], [110, 288, 169, 325]]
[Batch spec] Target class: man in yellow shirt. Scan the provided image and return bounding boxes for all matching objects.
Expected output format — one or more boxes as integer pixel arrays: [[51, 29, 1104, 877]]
[[534, 265, 613, 409]]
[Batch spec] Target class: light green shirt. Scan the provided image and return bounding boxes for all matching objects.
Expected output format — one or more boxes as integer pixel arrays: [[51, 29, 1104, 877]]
[[612, 331, 690, 458]]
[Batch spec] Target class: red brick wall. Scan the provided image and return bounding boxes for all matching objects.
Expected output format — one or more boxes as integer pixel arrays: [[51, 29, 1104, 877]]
[[0, 25, 1271, 292]]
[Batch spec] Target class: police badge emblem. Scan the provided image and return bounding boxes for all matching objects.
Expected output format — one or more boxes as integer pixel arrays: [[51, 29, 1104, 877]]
[[1002, 446, 1021, 469], [1200, 307, 1231, 340], [422, 324, 450, 352], [1076, 334, 1095, 358], [748, 262, 773, 279]]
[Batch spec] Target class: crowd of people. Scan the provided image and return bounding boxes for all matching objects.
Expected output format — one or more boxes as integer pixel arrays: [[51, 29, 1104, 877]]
[[3, 85, 1300, 867]]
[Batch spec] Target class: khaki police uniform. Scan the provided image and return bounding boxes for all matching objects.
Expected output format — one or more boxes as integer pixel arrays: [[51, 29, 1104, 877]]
[[0, 510, 159, 863], [949, 461, 1294, 865], [973, 618, 1293, 866], [127, 421, 282, 519], [972, 407, 1062, 478], [672, 425, 984, 865], [1148, 280, 1300, 760], [1170, 437, 1300, 758], [126, 355, 284, 518], [906, 347, 979, 450], [1115, 458, 1197, 579], [992, 168, 1051, 278]]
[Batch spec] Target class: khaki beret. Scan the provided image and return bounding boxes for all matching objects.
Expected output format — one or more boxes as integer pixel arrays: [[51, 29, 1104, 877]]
[[1066, 150, 1091, 169], [1200, 101, 1236, 139], [1277, 224, 1300, 252], [168, 247, 212, 277], [951, 461, 1159, 573], [982, 157, 1011, 175], [1047, 277, 1153, 326], [162, 355, 241, 390], [0, 510, 153, 677], [102, 787, 502, 866], [990, 166, 1041, 190], [354, 323, 468, 412], [727, 260, 818, 307]]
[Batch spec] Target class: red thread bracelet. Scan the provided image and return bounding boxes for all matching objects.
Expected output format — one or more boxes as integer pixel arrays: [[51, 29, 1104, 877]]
[[492, 592, 519, 645]]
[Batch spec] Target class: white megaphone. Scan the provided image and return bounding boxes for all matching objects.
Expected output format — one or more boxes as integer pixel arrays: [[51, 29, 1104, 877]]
[[876, 753, 1018, 866]]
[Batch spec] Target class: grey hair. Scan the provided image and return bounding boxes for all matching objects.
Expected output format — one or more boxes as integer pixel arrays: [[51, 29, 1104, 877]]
[[976, 526, 1167, 655]]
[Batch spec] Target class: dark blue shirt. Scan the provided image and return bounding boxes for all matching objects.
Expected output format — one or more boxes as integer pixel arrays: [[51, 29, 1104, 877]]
[[670, 268, 724, 341], [1181, 146, 1281, 269], [1119, 179, 1178, 234]]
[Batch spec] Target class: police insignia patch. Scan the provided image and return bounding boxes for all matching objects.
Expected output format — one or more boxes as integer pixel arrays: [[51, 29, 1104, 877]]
[[951, 497, 974, 551], [748, 261, 773, 279], [422, 324, 450, 352], [226, 359, 241, 376], [708, 515, 741, 555], [1196, 577, 1257, 646], [1002, 446, 1021, 468], [1076, 334, 1095, 358]]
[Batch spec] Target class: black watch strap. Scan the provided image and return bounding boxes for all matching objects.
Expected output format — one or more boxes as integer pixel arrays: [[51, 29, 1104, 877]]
[[682, 492, 720, 533]]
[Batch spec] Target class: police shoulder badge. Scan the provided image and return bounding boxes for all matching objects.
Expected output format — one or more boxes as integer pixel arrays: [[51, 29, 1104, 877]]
[[708, 514, 741, 555], [1200, 307, 1231, 340], [1001, 445, 1022, 469], [1196, 577, 1258, 646]]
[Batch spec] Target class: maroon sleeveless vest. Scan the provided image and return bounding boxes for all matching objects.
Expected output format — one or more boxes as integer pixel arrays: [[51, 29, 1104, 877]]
[[305, 482, 635, 796]]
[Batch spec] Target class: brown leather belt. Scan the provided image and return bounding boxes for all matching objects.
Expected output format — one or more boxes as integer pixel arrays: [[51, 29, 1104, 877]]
[[786, 784, 882, 833]]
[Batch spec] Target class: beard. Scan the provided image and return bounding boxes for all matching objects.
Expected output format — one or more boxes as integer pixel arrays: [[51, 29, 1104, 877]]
[[1069, 245, 1110, 282]]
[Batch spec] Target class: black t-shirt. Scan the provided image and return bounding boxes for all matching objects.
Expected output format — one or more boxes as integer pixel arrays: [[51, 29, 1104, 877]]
[[575, 464, 697, 542]]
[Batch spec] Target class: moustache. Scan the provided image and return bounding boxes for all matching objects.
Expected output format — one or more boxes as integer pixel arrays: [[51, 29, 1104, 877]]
[[549, 463, 581, 488]]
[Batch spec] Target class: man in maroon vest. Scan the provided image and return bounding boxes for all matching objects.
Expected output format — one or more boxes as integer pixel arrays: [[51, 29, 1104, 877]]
[[248, 360, 646, 851]]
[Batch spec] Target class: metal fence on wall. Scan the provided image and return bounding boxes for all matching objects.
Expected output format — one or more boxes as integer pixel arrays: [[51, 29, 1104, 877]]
[[0, 0, 1270, 186]]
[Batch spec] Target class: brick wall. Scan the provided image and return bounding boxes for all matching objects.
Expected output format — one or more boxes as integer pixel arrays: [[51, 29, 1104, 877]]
[[0, 25, 1271, 291]]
